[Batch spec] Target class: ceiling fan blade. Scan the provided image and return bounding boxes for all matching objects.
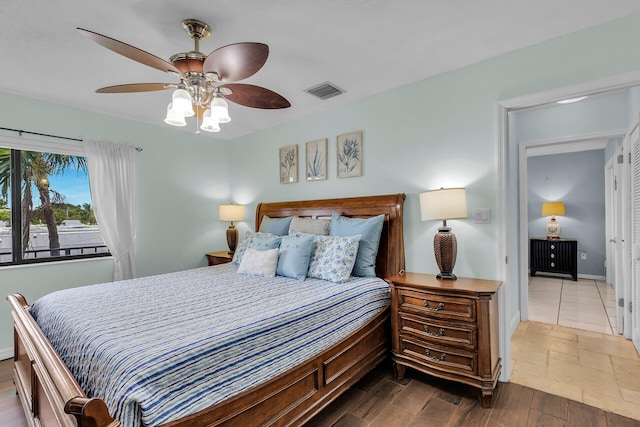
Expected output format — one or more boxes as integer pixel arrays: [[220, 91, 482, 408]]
[[96, 83, 175, 93], [77, 28, 182, 75], [221, 84, 291, 109], [203, 43, 269, 82]]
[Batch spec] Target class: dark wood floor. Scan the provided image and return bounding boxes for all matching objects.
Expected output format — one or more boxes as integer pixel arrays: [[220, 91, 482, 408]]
[[1, 358, 638, 427]]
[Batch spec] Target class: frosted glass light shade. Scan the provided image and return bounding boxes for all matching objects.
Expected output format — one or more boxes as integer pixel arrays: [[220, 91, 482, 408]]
[[200, 109, 220, 132], [172, 89, 195, 116], [420, 188, 468, 221], [210, 97, 231, 123], [164, 102, 187, 127], [219, 204, 244, 222]]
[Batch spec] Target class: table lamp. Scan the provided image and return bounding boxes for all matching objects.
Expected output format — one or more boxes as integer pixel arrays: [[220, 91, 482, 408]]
[[541, 201, 565, 239], [219, 204, 244, 253], [419, 188, 468, 280]]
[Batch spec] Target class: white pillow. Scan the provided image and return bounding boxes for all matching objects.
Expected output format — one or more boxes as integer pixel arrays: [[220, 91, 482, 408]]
[[237, 248, 279, 277]]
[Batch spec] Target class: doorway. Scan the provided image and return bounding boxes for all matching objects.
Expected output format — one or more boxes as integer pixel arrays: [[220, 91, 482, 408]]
[[496, 70, 640, 382]]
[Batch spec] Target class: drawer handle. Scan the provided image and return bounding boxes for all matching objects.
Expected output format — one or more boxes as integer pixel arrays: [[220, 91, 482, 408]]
[[425, 349, 446, 361], [424, 301, 445, 311], [424, 326, 445, 337]]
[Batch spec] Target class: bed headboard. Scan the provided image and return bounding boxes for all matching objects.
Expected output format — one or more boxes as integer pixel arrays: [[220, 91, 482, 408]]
[[256, 193, 406, 279]]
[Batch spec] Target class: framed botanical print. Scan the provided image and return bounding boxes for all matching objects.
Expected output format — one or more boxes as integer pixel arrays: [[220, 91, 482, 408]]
[[306, 138, 327, 181], [279, 144, 298, 184], [337, 131, 362, 178]]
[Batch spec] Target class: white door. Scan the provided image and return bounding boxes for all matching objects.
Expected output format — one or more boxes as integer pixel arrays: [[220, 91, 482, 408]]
[[629, 120, 640, 353], [605, 157, 622, 332], [615, 135, 630, 337]]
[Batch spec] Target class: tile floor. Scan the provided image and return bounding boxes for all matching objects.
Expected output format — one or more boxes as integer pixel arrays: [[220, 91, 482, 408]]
[[514, 276, 640, 421], [528, 276, 617, 334], [511, 321, 640, 421]]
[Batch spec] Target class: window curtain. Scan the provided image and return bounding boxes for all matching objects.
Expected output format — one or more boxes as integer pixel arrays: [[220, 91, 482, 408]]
[[85, 140, 137, 280]]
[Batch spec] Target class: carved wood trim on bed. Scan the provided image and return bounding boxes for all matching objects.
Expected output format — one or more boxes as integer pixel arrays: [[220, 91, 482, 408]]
[[7, 193, 406, 427]]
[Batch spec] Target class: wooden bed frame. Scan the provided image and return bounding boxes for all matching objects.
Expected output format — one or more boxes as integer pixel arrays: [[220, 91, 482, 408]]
[[7, 193, 406, 427]]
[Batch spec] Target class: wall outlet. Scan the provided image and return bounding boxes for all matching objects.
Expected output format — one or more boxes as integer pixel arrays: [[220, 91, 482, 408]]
[[580, 252, 587, 260]]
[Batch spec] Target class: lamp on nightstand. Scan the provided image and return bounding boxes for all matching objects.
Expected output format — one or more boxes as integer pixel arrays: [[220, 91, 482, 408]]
[[419, 188, 468, 280], [542, 201, 565, 239], [219, 204, 244, 254]]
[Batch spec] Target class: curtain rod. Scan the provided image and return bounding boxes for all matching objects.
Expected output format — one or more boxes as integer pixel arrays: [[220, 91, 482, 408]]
[[0, 126, 143, 152]]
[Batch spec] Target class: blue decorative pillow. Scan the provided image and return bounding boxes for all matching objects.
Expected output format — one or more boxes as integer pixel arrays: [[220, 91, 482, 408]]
[[259, 215, 294, 236], [276, 233, 315, 280], [307, 235, 361, 283], [330, 212, 384, 277], [250, 235, 282, 251], [232, 232, 279, 265]]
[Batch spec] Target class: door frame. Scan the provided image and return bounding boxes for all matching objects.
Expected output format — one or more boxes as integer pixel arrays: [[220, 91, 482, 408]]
[[496, 70, 640, 382], [518, 134, 622, 322]]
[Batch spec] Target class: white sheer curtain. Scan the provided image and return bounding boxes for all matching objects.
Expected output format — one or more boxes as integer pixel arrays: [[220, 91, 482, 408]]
[[85, 140, 137, 280]]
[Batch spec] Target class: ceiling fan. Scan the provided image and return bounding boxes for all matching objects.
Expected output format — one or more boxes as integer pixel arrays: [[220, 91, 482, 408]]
[[77, 19, 291, 132]]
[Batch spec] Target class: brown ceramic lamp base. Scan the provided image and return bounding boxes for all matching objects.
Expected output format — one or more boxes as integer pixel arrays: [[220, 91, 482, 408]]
[[434, 225, 458, 280], [226, 223, 238, 254]]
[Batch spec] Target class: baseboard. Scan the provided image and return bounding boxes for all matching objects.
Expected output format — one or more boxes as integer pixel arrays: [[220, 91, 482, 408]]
[[0, 347, 13, 361], [529, 271, 606, 281], [510, 310, 521, 337]]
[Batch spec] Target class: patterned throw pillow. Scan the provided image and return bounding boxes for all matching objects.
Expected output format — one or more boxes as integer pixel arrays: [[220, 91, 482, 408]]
[[232, 232, 279, 265], [289, 217, 331, 235], [237, 248, 279, 277], [307, 234, 361, 283]]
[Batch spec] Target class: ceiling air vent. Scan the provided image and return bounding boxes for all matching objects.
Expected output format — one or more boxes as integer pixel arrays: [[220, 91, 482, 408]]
[[305, 82, 345, 100]]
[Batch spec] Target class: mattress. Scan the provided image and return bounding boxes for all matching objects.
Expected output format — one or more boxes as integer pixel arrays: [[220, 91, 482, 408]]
[[30, 263, 390, 427]]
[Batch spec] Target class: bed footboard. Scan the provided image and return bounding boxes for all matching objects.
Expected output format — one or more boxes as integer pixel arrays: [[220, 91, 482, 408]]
[[7, 293, 118, 427]]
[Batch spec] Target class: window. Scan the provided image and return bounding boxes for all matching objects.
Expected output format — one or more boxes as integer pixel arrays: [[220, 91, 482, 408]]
[[0, 145, 109, 265]]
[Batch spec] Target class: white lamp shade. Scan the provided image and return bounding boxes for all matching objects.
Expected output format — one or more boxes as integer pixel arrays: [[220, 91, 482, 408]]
[[420, 188, 468, 221], [164, 102, 187, 127], [210, 97, 231, 123], [172, 89, 195, 116], [219, 204, 244, 222], [200, 109, 221, 132]]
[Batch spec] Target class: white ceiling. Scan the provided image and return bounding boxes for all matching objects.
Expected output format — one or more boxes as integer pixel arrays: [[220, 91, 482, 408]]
[[2, 1, 640, 140]]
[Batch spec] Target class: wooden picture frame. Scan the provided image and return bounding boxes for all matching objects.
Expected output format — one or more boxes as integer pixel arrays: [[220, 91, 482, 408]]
[[306, 138, 327, 181], [337, 131, 362, 178], [279, 144, 298, 184]]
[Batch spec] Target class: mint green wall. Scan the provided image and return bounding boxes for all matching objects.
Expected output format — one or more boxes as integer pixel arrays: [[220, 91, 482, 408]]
[[230, 12, 640, 329], [0, 92, 231, 352], [4, 12, 640, 355]]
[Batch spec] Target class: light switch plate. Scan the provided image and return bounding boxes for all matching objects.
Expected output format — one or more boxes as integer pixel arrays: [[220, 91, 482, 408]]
[[473, 208, 491, 224]]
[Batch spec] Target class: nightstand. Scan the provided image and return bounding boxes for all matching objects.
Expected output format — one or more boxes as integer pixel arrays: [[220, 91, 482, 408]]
[[387, 272, 502, 408], [530, 238, 577, 281], [206, 251, 233, 266]]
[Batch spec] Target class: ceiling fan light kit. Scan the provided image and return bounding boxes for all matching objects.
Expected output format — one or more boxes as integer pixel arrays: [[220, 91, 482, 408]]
[[78, 18, 290, 134]]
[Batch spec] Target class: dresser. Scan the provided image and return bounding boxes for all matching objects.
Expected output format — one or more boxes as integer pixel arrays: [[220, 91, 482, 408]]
[[529, 238, 577, 281], [387, 272, 502, 407]]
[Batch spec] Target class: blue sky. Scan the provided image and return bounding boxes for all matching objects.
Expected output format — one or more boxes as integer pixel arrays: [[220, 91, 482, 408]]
[[37, 170, 92, 207]]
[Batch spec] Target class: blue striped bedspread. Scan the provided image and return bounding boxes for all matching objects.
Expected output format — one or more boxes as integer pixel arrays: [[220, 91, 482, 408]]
[[30, 264, 391, 427]]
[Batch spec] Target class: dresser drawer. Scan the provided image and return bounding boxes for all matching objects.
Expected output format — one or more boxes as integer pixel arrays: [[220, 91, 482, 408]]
[[398, 290, 476, 322], [399, 336, 477, 374], [399, 313, 477, 350]]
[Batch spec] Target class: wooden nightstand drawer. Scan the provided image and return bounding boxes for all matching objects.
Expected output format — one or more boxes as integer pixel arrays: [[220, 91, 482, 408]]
[[400, 336, 477, 374], [400, 313, 477, 350], [398, 290, 476, 323], [206, 251, 233, 266]]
